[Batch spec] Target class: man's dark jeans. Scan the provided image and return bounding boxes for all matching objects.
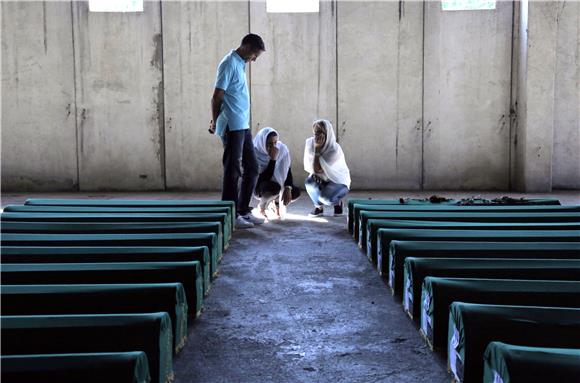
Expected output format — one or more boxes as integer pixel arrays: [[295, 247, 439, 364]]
[[221, 128, 258, 216]]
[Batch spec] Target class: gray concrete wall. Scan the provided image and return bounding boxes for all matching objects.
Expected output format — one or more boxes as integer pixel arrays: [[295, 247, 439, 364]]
[[552, 1, 580, 189], [2, 0, 579, 192], [162, 1, 248, 190], [249, 0, 337, 188], [514, 0, 559, 192], [72, 1, 165, 190], [338, 1, 423, 190], [1, 1, 78, 191], [423, 0, 513, 190]]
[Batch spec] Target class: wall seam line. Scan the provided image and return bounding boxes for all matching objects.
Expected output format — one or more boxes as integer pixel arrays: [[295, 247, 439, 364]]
[[420, 0, 425, 190], [159, 0, 167, 190], [70, 0, 80, 191]]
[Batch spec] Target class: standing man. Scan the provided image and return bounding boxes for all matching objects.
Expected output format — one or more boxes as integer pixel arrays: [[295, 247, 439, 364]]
[[210, 34, 266, 228]]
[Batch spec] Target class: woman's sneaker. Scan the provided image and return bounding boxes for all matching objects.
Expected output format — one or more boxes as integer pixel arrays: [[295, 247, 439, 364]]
[[309, 206, 324, 217], [235, 215, 254, 229], [333, 202, 343, 216]]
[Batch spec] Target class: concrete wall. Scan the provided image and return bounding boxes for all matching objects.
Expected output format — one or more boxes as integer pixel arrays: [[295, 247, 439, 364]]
[[72, 1, 165, 190], [338, 1, 423, 190], [1, 1, 78, 191], [2, 0, 579, 192], [514, 0, 559, 192], [552, 1, 580, 189], [423, 1, 513, 190]]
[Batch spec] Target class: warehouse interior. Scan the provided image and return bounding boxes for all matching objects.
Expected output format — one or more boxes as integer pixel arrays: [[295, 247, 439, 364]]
[[1, 1, 579, 383]]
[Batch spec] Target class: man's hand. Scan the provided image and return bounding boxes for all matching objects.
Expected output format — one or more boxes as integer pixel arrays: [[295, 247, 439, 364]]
[[267, 145, 279, 160], [282, 187, 292, 206], [208, 120, 216, 134]]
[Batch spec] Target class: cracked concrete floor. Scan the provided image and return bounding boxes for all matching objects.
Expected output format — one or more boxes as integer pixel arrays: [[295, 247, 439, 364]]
[[173, 196, 449, 383]]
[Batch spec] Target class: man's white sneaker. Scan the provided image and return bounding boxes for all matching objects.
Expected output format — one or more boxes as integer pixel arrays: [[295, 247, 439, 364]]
[[241, 213, 265, 225], [235, 216, 254, 229]]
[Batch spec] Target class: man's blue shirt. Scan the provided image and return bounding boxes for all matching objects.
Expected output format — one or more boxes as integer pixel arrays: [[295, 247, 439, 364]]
[[214, 50, 250, 136]]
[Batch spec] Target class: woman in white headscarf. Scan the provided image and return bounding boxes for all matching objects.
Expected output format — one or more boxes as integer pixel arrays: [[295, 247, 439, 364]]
[[304, 119, 351, 217], [253, 127, 301, 217]]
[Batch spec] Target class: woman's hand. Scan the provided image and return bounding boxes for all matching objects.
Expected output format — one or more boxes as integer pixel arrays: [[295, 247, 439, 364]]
[[313, 155, 323, 173], [314, 133, 325, 152], [282, 187, 292, 206], [267, 145, 279, 160]]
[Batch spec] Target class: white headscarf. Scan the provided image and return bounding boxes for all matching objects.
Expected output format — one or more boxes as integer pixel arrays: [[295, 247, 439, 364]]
[[253, 127, 291, 187], [304, 119, 351, 189]]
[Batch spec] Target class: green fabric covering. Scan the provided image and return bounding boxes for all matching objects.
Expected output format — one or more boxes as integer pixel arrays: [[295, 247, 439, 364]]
[[1, 232, 218, 284], [420, 278, 580, 352], [1, 262, 203, 318], [365, 219, 580, 266], [388, 241, 580, 296], [353, 204, 578, 241], [24, 198, 236, 229], [1, 212, 230, 251], [1, 246, 211, 295], [448, 303, 580, 383], [1, 283, 188, 353], [1, 220, 225, 252], [358, 210, 580, 250], [377, 229, 580, 279], [403, 258, 580, 321], [347, 197, 562, 233], [1, 352, 151, 383], [1, 313, 173, 383], [483, 342, 580, 383]]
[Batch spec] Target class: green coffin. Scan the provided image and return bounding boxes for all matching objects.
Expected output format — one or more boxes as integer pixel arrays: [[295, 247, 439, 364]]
[[24, 198, 236, 229], [353, 204, 578, 241], [359, 211, 580, 250], [1, 352, 150, 383], [448, 303, 580, 383], [1, 232, 217, 286], [388, 241, 580, 296], [420, 278, 580, 352], [1, 313, 173, 383], [1, 221, 224, 250], [365, 219, 580, 265], [483, 342, 580, 383], [377, 229, 580, 278], [1, 212, 230, 252], [1, 262, 203, 318], [1, 283, 188, 353]]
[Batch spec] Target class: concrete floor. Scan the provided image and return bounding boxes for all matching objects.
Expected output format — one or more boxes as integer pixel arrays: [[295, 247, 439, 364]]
[[2, 190, 578, 383]]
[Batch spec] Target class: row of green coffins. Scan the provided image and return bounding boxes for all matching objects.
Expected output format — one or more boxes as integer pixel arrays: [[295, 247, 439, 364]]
[[359, 209, 580, 261], [346, 198, 580, 383], [355, 206, 580, 244], [376, 228, 580, 276], [1, 199, 235, 383], [398, 240, 580, 383], [346, 197, 563, 233], [347, 198, 567, 235], [368, 220, 580, 266]]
